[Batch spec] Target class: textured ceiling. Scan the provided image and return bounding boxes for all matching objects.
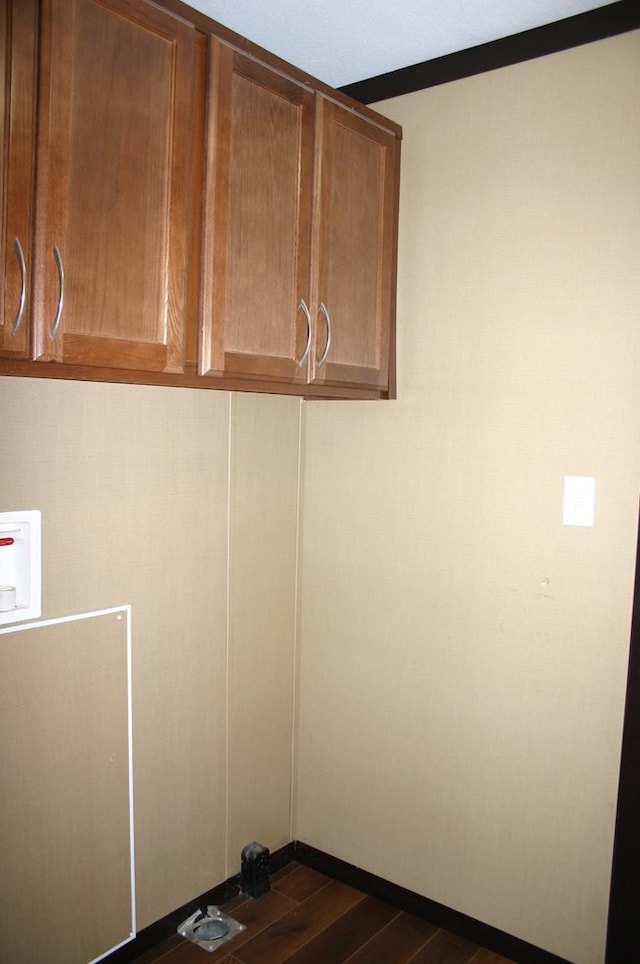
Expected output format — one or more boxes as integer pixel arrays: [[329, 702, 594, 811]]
[[183, 0, 617, 88]]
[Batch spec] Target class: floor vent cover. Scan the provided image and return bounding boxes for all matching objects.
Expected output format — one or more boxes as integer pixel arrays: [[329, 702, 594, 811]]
[[177, 906, 245, 953]]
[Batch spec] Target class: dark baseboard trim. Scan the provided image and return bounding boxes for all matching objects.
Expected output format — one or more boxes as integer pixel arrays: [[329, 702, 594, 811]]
[[104, 842, 295, 963], [293, 841, 571, 964], [340, 0, 640, 104]]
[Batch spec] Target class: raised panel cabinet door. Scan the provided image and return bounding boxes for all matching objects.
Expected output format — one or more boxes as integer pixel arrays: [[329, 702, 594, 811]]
[[0, 0, 37, 359], [199, 41, 315, 382], [309, 99, 400, 392], [32, 0, 196, 372]]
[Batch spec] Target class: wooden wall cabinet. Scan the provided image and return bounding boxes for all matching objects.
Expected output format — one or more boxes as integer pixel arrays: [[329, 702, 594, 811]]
[[199, 40, 400, 396], [1, 0, 400, 397]]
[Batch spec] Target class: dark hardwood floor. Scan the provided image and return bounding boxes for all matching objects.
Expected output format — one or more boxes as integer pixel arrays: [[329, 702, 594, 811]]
[[133, 863, 514, 963]]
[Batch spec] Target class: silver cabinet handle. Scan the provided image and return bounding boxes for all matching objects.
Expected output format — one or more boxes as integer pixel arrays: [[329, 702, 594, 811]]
[[50, 245, 64, 340], [317, 302, 332, 368], [297, 298, 312, 367], [11, 238, 27, 336]]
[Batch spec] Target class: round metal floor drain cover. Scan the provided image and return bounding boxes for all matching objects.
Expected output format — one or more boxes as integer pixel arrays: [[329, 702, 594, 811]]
[[194, 917, 230, 941], [178, 904, 245, 951]]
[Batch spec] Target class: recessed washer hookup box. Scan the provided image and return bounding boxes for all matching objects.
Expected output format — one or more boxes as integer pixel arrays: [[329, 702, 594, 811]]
[[0, 510, 41, 626]]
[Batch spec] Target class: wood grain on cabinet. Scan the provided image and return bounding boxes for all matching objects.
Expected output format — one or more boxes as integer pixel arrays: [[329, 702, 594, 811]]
[[199, 39, 400, 394], [0, 0, 37, 359], [1, 0, 401, 397], [31, 0, 197, 373], [308, 98, 399, 393], [200, 40, 316, 383]]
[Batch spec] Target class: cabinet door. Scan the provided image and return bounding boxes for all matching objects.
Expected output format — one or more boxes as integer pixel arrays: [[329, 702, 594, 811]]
[[32, 0, 196, 373], [309, 99, 399, 392], [0, 0, 37, 359], [199, 41, 315, 382]]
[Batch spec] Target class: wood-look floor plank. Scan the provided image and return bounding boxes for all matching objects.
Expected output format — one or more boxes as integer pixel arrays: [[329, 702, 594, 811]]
[[138, 936, 224, 963], [271, 863, 334, 903], [199, 955, 243, 964], [233, 879, 365, 964], [230, 889, 300, 934], [407, 927, 481, 963], [272, 861, 302, 883], [202, 956, 243, 964], [344, 911, 439, 963], [280, 895, 399, 963], [468, 950, 515, 964]]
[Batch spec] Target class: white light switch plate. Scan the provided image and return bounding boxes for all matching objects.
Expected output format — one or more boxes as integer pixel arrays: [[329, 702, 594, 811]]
[[563, 476, 595, 527]]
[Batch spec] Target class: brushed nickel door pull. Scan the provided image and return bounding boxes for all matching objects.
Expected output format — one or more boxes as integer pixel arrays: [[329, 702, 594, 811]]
[[297, 298, 312, 367], [50, 245, 64, 340], [317, 301, 332, 368], [11, 238, 27, 336]]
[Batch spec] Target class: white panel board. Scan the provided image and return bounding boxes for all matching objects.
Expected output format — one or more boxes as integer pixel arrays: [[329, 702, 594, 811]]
[[0, 608, 134, 963]]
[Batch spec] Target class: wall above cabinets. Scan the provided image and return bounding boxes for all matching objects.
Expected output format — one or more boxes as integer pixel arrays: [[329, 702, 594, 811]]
[[0, 0, 401, 400]]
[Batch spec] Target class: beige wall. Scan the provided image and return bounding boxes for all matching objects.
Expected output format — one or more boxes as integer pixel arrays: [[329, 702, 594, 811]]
[[0, 378, 301, 932], [227, 392, 300, 860], [295, 30, 640, 964], [2, 26, 639, 964]]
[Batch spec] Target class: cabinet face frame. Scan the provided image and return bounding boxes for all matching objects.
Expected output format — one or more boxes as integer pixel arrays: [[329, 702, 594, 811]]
[[30, 0, 197, 374], [0, 0, 37, 360], [199, 39, 316, 383]]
